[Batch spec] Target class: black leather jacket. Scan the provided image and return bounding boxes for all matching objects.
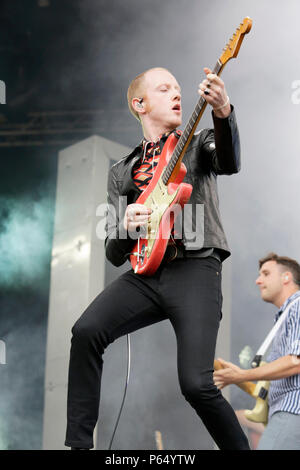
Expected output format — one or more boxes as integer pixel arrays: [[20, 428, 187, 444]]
[[105, 106, 240, 267]]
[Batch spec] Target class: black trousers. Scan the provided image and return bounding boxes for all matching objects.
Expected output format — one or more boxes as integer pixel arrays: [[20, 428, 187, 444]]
[[65, 256, 249, 450]]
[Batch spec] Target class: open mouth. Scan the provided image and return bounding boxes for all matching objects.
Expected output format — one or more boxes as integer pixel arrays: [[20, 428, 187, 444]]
[[172, 104, 181, 112]]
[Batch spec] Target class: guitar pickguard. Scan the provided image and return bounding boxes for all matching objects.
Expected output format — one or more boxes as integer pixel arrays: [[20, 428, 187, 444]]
[[143, 177, 181, 257]]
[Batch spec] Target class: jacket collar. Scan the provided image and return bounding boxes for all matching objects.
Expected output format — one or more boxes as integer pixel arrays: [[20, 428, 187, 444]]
[[120, 129, 181, 195], [123, 129, 181, 163]]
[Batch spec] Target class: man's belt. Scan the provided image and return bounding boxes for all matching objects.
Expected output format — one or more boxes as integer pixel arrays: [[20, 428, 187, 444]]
[[163, 245, 221, 264]]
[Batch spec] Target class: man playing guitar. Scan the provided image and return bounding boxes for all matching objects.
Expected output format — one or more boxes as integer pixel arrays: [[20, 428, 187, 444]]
[[64, 65, 250, 450], [214, 253, 300, 450]]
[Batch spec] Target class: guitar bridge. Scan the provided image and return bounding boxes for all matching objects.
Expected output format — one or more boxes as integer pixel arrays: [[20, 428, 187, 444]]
[[132, 240, 147, 273]]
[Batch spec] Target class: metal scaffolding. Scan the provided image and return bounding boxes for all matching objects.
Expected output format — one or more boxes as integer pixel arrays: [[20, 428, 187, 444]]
[[0, 109, 136, 147]]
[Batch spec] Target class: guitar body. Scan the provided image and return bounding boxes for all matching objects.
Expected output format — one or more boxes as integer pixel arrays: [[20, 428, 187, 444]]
[[244, 363, 270, 426], [130, 133, 193, 275], [244, 380, 269, 426]]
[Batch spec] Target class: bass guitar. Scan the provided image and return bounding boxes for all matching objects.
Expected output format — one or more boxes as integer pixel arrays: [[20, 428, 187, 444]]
[[130, 17, 252, 275], [214, 359, 269, 425]]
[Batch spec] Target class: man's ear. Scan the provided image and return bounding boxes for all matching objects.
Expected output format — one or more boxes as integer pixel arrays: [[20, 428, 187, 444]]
[[132, 97, 145, 116]]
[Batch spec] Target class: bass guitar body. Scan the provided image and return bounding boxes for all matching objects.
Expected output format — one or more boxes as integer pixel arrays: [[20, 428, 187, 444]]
[[130, 133, 193, 275], [214, 359, 269, 425], [244, 371, 269, 426]]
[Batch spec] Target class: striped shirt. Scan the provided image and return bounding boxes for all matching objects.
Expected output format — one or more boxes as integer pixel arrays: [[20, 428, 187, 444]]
[[267, 290, 300, 418]]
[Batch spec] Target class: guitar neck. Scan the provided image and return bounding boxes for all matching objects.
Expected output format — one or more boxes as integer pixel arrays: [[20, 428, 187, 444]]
[[162, 16, 253, 185], [214, 359, 256, 397], [162, 60, 224, 185]]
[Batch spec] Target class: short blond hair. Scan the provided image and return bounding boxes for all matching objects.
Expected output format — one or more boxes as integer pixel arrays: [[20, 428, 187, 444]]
[[127, 67, 170, 122]]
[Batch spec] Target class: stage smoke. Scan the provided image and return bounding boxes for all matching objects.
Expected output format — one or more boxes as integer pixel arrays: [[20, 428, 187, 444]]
[[0, 194, 53, 291]]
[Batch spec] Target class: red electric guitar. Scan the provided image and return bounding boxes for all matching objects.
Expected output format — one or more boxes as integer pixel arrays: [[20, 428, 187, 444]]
[[130, 17, 252, 275]]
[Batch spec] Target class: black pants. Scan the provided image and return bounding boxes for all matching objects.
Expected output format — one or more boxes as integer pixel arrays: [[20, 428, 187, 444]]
[[65, 257, 249, 450]]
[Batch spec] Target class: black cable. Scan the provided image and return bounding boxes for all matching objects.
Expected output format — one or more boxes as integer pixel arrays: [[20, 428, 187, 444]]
[[107, 333, 131, 450]]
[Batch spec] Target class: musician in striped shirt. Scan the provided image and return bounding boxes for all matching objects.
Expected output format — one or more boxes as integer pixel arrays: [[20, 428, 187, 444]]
[[214, 253, 300, 450]]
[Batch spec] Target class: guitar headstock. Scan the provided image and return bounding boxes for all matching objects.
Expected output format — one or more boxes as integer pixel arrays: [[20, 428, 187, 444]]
[[219, 17, 252, 65]]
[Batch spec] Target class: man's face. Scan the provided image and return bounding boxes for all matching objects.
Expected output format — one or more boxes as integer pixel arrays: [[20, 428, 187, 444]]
[[256, 260, 285, 304], [142, 69, 182, 130]]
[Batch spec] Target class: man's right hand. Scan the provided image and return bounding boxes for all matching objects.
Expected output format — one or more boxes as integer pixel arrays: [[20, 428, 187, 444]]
[[213, 358, 246, 389], [123, 204, 152, 232]]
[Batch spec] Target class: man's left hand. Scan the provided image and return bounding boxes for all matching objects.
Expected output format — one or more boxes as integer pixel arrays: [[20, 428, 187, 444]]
[[198, 67, 231, 118]]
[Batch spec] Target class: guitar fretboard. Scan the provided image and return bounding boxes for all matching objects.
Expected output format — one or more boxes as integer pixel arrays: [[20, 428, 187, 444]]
[[162, 59, 223, 185]]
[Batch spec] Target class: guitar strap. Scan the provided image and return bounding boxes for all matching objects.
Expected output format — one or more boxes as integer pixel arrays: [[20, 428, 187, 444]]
[[251, 296, 300, 368]]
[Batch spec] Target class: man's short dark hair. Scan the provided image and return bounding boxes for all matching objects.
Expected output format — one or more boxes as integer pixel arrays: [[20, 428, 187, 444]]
[[259, 252, 300, 287]]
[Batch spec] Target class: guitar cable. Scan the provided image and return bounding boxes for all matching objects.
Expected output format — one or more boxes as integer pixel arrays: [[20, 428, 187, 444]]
[[107, 333, 131, 450]]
